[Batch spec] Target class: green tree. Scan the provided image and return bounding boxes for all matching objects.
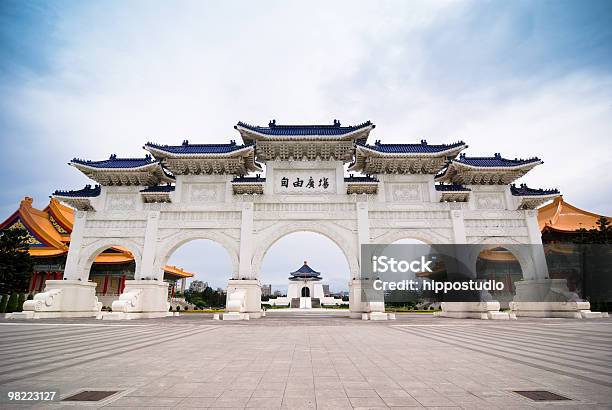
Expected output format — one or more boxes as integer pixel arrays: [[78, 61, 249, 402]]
[[0, 227, 35, 294], [574, 217, 612, 244], [17, 293, 26, 312], [6, 293, 19, 313], [0, 294, 8, 313]]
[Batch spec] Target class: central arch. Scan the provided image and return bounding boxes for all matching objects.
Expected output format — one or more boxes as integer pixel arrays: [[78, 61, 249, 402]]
[[155, 230, 240, 280], [251, 221, 360, 280]]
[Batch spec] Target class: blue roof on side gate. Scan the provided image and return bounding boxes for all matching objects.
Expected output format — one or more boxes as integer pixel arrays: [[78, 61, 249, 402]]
[[236, 120, 374, 136], [145, 140, 252, 154], [455, 153, 541, 167], [435, 184, 471, 192], [357, 139, 465, 154], [140, 185, 175, 193], [53, 185, 101, 197], [71, 154, 157, 169], [510, 184, 559, 196]]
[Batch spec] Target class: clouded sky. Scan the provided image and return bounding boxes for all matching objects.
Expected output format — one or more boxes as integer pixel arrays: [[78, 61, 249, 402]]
[[1, 0, 611, 288]]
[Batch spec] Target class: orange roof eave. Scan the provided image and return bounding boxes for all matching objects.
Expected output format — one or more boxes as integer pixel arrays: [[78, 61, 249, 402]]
[[163, 265, 195, 278], [538, 196, 610, 233]]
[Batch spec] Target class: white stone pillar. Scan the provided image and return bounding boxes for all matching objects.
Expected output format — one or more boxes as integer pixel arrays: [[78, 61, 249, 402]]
[[525, 209, 549, 280], [140, 211, 161, 280], [450, 209, 467, 244], [238, 202, 254, 279], [63, 211, 87, 280], [356, 201, 370, 266]]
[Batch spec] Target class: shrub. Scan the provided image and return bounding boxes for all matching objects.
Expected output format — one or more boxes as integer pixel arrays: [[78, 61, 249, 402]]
[[169, 306, 173, 311], [6, 294, 19, 313], [17, 294, 26, 312], [27, 293, 33, 300], [176, 306, 181, 311], [0, 295, 8, 313]]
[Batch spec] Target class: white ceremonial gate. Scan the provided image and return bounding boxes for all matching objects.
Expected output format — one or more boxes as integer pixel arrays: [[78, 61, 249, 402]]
[[16, 119, 600, 320]]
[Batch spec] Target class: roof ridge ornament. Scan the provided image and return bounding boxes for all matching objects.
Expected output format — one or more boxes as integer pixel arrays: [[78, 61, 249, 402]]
[[182, 139, 189, 146], [268, 119, 276, 127]]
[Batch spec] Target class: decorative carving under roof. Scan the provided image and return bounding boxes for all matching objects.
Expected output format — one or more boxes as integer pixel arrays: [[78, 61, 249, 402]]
[[349, 140, 467, 174], [511, 184, 560, 210], [235, 120, 375, 162], [232, 175, 265, 195], [345, 174, 379, 195], [144, 141, 261, 175], [70, 155, 173, 186], [53, 185, 101, 211], [436, 153, 543, 185], [140, 185, 175, 203], [435, 184, 471, 202]]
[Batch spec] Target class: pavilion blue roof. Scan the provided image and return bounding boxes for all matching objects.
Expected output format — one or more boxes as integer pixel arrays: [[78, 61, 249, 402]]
[[455, 153, 541, 167], [70, 154, 158, 169], [140, 185, 175, 193], [236, 120, 374, 137], [145, 140, 253, 154], [289, 261, 322, 280], [53, 185, 101, 198], [232, 175, 266, 183], [435, 184, 471, 192], [344, 175, 379, 183], [358, 139, 466, 154], [510, 184, 559, 196]]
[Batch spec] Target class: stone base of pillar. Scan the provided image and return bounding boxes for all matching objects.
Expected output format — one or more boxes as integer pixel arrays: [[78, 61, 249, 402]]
[[509, 301, 608, 318], [225, 279, 261, 320], [510, 279, 607, 319], [10, 280, 102, 319], [107, 280, 169, 320], [222, 312, 250, 320], [360, 312, 396, 320], [348, 279, 387, 318], [435, 301, 515, 320]]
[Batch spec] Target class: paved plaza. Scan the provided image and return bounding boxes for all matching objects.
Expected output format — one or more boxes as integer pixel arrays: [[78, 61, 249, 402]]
[[0, 312, 611, 409]]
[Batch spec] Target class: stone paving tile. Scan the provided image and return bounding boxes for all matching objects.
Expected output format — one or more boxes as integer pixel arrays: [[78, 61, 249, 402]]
[[281, 396, 317, 409], [348, 396, 388, 407], [1, 314, 611, 409], [104, 396, 184, 407]]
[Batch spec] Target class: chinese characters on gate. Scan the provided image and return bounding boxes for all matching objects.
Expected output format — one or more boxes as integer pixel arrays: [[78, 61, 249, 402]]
[[281, 176, 329, 190]]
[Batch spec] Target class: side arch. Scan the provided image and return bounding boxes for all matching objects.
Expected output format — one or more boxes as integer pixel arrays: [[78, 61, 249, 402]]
[[251, 221, 360, 280], [371, 229, 443, 245], [78, 238, 143, 281], [469, 237, 535, 280], [154, 230, 240, 280]]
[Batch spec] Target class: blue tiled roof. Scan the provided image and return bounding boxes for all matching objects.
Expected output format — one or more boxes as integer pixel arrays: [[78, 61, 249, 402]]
[[344, 174, 379, 183], [71, 154, 157, 169], [236, 120, 374, 136], [357, 139, 466, 154], [140, 185, 175, 193], [435, 184, 471, 192], [232, 175, 266, 183], [456, 153, 541, 167], [53, 185, 101, 197], [289, 261, 321, 279], [511, 184, 559, 196], [145, 140, 253, 154]]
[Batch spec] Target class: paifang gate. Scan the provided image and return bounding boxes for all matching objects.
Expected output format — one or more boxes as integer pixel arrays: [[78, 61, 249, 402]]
[[19, 119, 580, 320]]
